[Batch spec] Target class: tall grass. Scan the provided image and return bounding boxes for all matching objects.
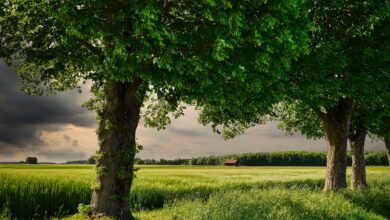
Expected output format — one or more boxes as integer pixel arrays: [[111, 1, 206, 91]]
[[136, 188, 387, 220], [0, 165, 389, 219], [0, 174, 91, 218], [0, 165, 94, 218]]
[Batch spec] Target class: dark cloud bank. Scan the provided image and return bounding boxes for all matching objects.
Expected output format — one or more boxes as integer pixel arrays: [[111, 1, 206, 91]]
[[0, 61, 95, 160]]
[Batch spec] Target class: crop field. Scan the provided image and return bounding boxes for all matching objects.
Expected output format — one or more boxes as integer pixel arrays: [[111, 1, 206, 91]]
[[0, 165, 389, 219]]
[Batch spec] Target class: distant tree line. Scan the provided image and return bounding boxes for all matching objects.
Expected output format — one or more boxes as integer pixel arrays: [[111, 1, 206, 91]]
[[135, 151, 388, 166], [364, 152, 389, 166]]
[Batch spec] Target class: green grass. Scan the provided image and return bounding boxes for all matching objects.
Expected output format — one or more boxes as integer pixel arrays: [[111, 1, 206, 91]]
[[136, 189, 386, 220], [0, 165, 93, 218], [0, 165, 389, 219]]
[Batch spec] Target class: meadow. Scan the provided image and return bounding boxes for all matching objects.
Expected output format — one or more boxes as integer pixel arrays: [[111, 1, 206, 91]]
[[0, 165, 389, 219]]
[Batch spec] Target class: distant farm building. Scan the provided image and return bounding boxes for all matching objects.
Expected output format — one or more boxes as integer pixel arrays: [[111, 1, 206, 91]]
[[223, 159, 238, 166], [25, 157, 38, 164]]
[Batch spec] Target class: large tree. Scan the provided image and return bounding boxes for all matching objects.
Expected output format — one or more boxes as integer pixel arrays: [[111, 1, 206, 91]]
[[0, 0, 309, 218], [199, 0, 390, 190]]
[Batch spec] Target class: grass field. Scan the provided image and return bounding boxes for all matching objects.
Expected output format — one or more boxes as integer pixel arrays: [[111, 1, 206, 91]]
[[0, 165, 389, 219]]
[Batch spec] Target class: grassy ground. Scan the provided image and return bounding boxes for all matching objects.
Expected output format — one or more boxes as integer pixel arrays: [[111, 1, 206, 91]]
[[0, 165, 389, 219]]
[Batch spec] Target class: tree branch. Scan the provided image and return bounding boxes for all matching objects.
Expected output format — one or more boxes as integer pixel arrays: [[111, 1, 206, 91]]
[[313, 107, 328, 121]]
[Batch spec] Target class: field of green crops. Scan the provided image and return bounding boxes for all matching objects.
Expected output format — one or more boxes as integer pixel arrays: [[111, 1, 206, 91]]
[[0, 165, 389, 219]]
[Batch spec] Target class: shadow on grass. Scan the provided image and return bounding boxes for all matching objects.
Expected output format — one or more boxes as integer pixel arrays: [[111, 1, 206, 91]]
[[339, 175, 390, 218], [341, 187, 390, 218]]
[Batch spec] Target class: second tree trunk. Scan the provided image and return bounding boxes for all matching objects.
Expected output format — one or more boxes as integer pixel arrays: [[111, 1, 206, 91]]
[[349, 125, 367, 190]]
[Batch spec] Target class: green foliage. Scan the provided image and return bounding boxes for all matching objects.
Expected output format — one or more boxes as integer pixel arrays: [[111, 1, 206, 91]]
[[96, 166, 108, 177], [143, 96, 186, 130], [236, 152, 327, 166], [90, 183, 101, 192], [289, 0, 390, 108], [0, 0, 311, 130], [198, 0, 390, 144], [277, 0, 390, 153], [77, 204, 93, 217], [138, 158, 190, 166], [273, 101, 324, 139], [190, 156, 224, 166], [368, 105, 390, 141], [86, 155, 96, 165], [365, 152, 388, 166]]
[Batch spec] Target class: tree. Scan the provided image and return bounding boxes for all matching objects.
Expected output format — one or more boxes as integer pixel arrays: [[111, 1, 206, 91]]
[[276, 93, 390, 189], [275, 101, 369, 189], [199, 0, 390, 190], [287, 0, 390, 190], [0, 0, 309, 218]]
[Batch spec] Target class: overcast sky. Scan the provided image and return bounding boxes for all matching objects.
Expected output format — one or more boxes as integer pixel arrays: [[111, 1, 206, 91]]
[[0, 61, 386, 163]]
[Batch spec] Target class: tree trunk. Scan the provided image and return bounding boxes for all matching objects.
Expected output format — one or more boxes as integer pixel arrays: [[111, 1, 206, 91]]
[[349, 125, 367, 190], [316, 98, 353, 191], [91, 79, 144, 219], [385, 138, 390, 167]]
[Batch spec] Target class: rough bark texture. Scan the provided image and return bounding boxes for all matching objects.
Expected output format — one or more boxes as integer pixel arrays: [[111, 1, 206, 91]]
[[349, 125, 367, 190], [316, 98, 352, 191], [385, 138, 390, 167], [91, 79, 143, 219]]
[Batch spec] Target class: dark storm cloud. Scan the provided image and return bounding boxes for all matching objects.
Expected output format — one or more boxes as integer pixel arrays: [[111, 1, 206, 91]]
[[0, 61, 96, 152], [63, 134, 79, 147], [64, 134, 71, 142]]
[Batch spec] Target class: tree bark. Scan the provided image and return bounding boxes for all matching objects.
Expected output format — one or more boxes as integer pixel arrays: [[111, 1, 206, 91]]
[[91, 79, 144, 219], [349, 125, 367, 190], [385, 138, 390, 167], [316, 98, 353, 191]]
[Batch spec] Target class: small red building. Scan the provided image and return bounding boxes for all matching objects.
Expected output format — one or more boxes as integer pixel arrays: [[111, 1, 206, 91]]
[[223, 159, 238, 166]]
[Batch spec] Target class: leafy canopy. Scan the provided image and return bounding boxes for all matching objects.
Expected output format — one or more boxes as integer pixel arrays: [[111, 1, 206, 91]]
[[199, 0, 390, 138], [1, 0, 310, 130]]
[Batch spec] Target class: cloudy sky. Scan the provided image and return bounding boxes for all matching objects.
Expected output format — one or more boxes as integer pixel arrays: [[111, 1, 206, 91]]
[[0, 61, 386, 163]]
